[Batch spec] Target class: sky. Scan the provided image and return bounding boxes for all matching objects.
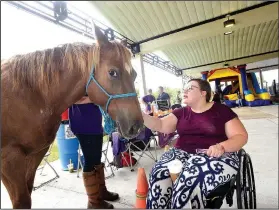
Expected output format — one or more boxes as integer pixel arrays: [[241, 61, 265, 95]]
[[1, 1, 182, 97]]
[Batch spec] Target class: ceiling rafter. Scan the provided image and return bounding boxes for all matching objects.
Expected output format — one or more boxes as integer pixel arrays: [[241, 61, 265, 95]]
[[5, 1, 185, 78]]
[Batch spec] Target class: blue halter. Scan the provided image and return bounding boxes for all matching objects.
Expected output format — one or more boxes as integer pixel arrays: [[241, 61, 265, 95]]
[[86, 66, 137, 134]]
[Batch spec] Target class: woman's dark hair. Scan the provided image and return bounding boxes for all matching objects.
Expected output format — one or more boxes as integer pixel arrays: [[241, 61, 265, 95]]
[[188, 78, 212, 102]]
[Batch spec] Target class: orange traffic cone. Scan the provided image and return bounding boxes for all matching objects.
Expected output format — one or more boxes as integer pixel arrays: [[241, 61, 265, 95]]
[[135, 167, 149, 209]]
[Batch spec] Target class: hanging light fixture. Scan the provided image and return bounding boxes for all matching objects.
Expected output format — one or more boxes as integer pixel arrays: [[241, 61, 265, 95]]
[[224, 31, 234, 35], [53, 1, 68, 22], [223, 15, 235, 28]]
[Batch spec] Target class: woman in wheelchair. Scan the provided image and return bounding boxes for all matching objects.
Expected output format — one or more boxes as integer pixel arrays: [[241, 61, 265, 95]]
[[142, 79, 248, 209]]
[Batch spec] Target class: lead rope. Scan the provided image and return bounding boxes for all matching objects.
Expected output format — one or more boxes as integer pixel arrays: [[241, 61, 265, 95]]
[[98, 106, 115, 135]]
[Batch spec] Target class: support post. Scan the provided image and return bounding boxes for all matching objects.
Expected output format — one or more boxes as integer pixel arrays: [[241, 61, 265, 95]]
[[238, 64, 248, 94], [259, 69, 264, 89], [139, 54, 147, 96]]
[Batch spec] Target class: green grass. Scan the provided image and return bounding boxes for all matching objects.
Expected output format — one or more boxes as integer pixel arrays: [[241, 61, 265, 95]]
[[103, 135, 109, 143], [48, 140, 59, 163], [45, 135, 109, 164]]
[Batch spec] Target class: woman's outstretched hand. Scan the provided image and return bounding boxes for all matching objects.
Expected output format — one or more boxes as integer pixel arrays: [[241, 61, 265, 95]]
[[206, 144, 225, 157], [141, 111, 150, 119]]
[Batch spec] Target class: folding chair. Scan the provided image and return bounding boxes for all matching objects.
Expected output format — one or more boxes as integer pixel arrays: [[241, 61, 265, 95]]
[[33, 143, 60, 191], [77, 143, 83, 178], [77, 137, 115, 179], [171, 104, 182, 110], [156, 99, 170, 111], [157, 131, 178, 148], [101, 137, 115, 179], [114, 127, 158, 172]]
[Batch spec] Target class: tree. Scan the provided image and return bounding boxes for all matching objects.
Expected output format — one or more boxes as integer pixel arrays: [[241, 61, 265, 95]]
[[135, 88, 140, 96]]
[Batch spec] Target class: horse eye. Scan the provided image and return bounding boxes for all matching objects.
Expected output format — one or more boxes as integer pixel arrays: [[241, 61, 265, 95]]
[[108, 70, 118, 78]]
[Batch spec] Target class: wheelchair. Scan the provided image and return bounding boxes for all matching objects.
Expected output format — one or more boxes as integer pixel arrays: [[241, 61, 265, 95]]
[[205, 149, 257, 209]]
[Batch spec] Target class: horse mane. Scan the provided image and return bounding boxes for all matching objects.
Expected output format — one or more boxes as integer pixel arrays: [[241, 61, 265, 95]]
[[1, 43, 96, 94], [1, 41, 132, 97]]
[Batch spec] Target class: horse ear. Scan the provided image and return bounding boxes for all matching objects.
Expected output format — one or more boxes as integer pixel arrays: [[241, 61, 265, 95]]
[[93, 24, 109, 46], [120, 39, 128, 47]]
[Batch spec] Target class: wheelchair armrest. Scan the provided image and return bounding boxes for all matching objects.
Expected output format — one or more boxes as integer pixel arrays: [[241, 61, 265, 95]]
[[238, 148, 246, 156]]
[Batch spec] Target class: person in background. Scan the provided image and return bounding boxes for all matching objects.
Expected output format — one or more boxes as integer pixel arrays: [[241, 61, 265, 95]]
[[212, 91, 221, 103], [142, 89, 156, 115], [272, 79, 277, 95], [176, 90, 182, 105], [69, 95, 119, 209], [216, 84, 224, 101], [157, 86, 171, 108], [142, 79, 248, 209], [236, 91, 243, 108]]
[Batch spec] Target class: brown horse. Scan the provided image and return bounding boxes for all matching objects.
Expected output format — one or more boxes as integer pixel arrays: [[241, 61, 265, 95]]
[[1, 26, 143, 209]]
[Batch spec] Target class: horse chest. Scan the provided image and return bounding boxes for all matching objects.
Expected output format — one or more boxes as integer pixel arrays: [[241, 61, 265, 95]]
[[20, 114, 60, 153]]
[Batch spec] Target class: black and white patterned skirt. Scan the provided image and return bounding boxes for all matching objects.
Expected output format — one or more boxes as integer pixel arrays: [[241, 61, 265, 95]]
[[146, 148, 239, 209]]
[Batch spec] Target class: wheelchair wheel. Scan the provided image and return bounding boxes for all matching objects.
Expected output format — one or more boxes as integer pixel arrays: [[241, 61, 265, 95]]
[[236, 152, 257, 209]]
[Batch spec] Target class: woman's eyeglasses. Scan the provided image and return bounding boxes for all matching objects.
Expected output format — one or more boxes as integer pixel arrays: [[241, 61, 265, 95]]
[[184, 85, 199, 92]]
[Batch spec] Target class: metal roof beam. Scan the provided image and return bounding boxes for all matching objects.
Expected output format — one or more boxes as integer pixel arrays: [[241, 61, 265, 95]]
[[181, 51, 279, 74], [5, 1, 182, 77]]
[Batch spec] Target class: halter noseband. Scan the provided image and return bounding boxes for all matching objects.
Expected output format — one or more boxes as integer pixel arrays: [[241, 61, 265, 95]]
[[85, 66, 137, 134]]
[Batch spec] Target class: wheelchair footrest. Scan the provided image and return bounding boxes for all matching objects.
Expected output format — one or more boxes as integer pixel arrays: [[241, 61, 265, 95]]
[[225, 187, 235, 207], [205, 196, 224, 209], [226, 194, 233, 207]]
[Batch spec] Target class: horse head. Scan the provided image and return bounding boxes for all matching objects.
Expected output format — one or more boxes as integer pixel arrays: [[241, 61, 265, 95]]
[[86, 26, 144, 139]]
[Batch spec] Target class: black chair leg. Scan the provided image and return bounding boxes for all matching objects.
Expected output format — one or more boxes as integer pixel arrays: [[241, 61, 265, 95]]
[[205, 198, 224, 209]]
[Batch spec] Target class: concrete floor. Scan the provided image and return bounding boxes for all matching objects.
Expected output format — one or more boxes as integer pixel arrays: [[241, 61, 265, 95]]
[[1, 105, 278, 209]]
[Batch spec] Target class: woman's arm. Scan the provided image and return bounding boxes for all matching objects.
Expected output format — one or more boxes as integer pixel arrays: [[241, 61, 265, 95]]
[[75, 96, 92, 104], [207, 117, 248, 157], [142, 112, 178, 134], [220, 117, 248, 152]]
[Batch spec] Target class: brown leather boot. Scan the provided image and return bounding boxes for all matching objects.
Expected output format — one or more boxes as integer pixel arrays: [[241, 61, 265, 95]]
[[83, 170, 114, 209], [96, 163, 120, 201]]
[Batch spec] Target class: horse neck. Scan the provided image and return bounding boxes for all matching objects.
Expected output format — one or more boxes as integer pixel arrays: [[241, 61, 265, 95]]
[[48, 72, 89, 116], [45, 45, 96, 115]]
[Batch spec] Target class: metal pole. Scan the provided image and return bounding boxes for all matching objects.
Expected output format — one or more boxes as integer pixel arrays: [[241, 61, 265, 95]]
[[4, 1, 181, 77], [259, 69, 264, 89], [139, 54, 147, 96]]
